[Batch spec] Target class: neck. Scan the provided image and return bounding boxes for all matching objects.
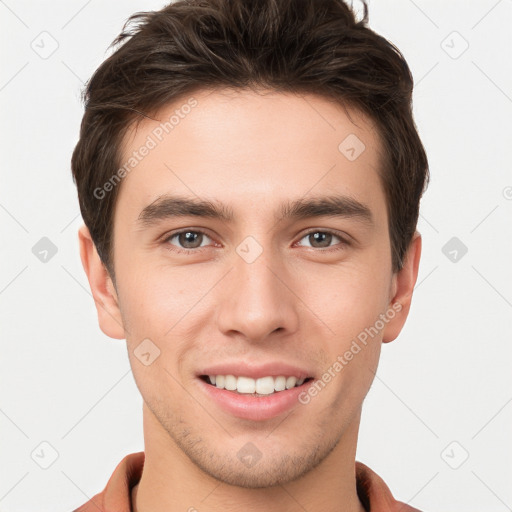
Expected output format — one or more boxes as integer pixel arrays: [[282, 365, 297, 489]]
[[132, 404, 366, 512]]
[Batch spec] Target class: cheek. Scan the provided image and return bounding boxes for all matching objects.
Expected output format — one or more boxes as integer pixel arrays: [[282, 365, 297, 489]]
[[303, 263, 390, 339], [117, 265, 205, 384], [119, 274, 191, 400], [118, 263, 191, 333]]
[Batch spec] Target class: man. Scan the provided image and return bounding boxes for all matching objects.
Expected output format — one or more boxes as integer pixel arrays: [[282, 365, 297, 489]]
[[71, 0, 428, 510]]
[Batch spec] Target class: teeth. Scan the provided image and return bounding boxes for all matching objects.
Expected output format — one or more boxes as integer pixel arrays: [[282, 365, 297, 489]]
[[237, 376, 255, 394], [274, 376, 286, 391], [255, 376, 275, 395], [207, 374, 308, 394], [224, 374, 237, 391], [285, 376, 297, 389]]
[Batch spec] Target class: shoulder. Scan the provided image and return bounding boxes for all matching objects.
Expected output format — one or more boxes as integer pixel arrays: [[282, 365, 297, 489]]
[[355, 461, 423, 512], [72, 452, 145, 512]]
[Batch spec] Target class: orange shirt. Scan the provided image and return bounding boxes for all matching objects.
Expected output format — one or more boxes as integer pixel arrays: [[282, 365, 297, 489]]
[[73, 452, 422, 512]]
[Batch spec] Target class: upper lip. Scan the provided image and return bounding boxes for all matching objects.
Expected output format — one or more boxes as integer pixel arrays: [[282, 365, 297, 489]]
[[197, 361, 314, 380]]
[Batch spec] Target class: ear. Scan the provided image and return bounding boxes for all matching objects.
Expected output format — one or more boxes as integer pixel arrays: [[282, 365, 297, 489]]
[[78, 223, 125, 339], [382, 232, 422, 343]]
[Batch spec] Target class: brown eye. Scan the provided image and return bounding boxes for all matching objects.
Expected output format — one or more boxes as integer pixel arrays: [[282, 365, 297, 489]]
[[308, 232, 333, 248], [297, 230, 348, 250], [165, 230, 213, 252]]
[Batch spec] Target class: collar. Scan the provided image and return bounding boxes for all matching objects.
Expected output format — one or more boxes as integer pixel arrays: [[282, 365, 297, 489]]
[[73, 451, 421, 512]]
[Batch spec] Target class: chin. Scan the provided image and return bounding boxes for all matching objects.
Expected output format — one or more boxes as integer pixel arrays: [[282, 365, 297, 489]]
[[170, 424, 340, 489]]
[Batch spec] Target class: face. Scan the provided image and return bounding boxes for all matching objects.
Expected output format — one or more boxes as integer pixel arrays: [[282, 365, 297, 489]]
[[81, 87, 419, 488]]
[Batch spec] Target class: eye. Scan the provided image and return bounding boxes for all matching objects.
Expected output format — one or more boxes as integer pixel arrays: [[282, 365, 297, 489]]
[[162, 228, 349, 255], [164, 229, 214, 253], [296, 230, 348, 251]]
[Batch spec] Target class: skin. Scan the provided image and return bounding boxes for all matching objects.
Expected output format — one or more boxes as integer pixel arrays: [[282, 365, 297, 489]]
[[79, 88, 421, 512]]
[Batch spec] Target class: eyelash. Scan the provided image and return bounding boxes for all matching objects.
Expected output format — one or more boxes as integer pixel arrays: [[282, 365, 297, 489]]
[[162, 228, 350, 255]]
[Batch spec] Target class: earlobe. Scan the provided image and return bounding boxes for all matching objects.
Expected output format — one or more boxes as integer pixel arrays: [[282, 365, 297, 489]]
[[382, 232, 422, 344], [78, 224, 125, 340]]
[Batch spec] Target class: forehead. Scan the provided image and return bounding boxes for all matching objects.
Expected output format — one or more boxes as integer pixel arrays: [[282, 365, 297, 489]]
[[115, 87, 387, 227]]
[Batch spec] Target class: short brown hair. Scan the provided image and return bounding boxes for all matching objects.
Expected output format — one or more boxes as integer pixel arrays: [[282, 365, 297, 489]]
[[71, 0, 429, 279]]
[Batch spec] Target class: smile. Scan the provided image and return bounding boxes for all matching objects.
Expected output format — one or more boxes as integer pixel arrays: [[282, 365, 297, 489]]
[[201, 374, 313, 396]]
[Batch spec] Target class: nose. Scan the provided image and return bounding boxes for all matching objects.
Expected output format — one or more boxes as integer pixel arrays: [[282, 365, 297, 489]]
[[215, 244, 299, 343]]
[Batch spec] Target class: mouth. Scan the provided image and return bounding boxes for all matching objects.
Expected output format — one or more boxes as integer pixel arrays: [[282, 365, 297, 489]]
[[199, 374, 315, 397], [195, 363, 317, 420]]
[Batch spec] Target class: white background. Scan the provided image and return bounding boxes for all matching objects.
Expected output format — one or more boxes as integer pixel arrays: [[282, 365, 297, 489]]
[[1, 1, 511, 511]]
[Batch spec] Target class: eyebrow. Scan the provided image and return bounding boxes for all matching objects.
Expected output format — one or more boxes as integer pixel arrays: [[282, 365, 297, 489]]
[[137, 194, 373, 227]]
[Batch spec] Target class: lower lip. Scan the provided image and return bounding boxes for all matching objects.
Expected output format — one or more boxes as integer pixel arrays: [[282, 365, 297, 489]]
[[197, 377, 311, 421]]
